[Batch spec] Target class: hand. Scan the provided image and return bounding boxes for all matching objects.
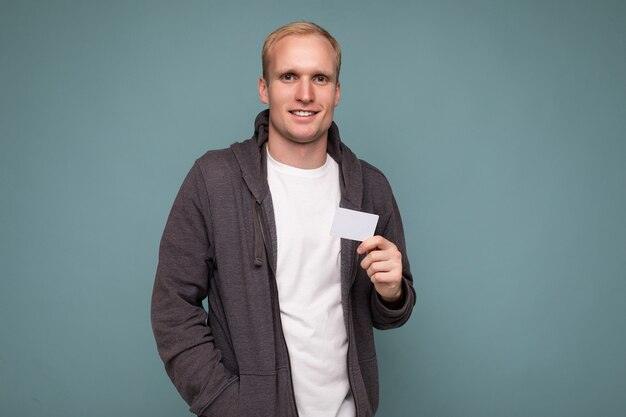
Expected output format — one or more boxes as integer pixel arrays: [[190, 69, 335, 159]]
[[357, 235, 403, 303]]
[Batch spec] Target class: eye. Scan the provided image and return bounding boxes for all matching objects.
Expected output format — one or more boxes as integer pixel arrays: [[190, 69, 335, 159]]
[[313, 75, 329, 84], [280, 73, 295, 82]]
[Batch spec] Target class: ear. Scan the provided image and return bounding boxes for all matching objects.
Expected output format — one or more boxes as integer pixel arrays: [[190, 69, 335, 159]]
[[334, 81, 341, 107], [258, 76, 269, 105]]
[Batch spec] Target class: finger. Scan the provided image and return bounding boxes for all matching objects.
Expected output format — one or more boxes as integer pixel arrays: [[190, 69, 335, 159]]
[[360, 250, 385, 270], [366, 260, 397, 277], [357, 235, 395, 254], [361, 248, 402, 268], [369, 270, 402, 288], [361, 249, 402, 272]]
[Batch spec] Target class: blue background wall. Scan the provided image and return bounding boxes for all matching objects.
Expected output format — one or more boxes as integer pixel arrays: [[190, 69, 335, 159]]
[[1, 1, 625, 416]]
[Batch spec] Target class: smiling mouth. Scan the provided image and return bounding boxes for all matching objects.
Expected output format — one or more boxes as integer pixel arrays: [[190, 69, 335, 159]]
[[290, 110, 318, 117]]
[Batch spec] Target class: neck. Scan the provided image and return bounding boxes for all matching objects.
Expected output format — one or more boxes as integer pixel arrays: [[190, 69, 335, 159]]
[[267, 136, 328, 169]]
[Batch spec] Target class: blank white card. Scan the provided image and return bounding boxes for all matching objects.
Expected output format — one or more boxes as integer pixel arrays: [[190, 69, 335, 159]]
[[330, 207, 379, 242]]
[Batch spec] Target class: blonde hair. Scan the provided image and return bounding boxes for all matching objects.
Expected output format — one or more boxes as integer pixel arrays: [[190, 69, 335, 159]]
[[262, 21, 342, 81]]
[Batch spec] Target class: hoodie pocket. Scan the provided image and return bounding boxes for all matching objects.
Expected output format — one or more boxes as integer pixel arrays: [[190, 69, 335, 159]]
[[238, 371, 295, 417]]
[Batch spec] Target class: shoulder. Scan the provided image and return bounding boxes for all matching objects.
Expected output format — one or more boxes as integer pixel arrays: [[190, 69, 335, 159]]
[[196, 147, 237, 171], [193, 140, 248, 184], [359, 159, 394, 196]]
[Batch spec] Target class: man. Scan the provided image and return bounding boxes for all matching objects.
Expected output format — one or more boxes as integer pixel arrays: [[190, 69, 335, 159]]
[[151, 21, 415, 417]]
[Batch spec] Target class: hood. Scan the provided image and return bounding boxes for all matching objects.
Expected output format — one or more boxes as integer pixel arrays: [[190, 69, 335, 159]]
[[230, 109, 364, 209]]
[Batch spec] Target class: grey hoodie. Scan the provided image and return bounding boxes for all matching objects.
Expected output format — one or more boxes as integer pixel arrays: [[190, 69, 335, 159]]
[[151, 110, 415, 417]]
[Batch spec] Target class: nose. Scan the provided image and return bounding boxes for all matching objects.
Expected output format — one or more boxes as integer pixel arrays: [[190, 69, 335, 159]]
[[295, 79, 314, 103]]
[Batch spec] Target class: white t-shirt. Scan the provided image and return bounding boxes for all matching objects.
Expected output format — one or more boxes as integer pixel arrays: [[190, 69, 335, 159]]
[[267, 149, 355, 417]]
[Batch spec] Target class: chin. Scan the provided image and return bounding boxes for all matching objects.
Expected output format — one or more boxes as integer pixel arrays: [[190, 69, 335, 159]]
[[286, 131, 321, 144], [287, 137, 319, 145]]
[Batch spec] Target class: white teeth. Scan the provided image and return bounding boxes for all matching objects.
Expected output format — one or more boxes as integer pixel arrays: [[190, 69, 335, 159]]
[[292, 111, 315, 116]]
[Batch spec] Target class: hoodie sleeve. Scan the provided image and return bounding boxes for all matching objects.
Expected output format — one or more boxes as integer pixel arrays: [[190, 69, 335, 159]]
[[370, 184, 416, 330], [151, 161, 240, 417]]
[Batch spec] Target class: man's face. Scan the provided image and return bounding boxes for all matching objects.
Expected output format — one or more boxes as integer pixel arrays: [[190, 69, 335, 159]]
[[258, 34, 341, 147]]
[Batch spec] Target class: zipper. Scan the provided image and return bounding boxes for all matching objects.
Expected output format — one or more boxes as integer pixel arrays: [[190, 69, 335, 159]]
[[256, 202, 300, 417], [268, 267, 300, 417]]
